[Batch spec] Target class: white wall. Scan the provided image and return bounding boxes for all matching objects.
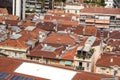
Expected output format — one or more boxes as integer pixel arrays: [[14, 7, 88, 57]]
[[64, 5, 84, 14], [105, 0, 114, 8], [12, 0, 26, 20]]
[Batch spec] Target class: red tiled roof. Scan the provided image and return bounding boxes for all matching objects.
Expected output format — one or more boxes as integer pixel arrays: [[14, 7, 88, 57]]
[[25, 14, 35, 20], [96, 30, 109, 39], [72, 72, 110, 80], [62, 46, 77, 60], [44, 15, 71, 21], [43, 33, 76, 45], [37, 22, 55, 31], [84, 26, 97, 36], [72, 25, 84, 35], [0, 8, 8, 14], [81, 7, 120, 14], [107, 39, 120, 51], [0, 26, 46, 49], [28, 43, 64, 59], [5, 20, 20, 26], [0, 57, 117, 80], [21, 21, 35, 27], [110, 30, 120, 39], [0, 57, 48, 80], [96, 53, 120, 67], [43, 19, 79, 26], [0, 16, 2, 23]]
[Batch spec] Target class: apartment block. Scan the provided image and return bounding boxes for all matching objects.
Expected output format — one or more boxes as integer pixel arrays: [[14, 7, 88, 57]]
[[13, 0, 26, 20], [80, 7, 120, 30], [25, 0, 53, 13]]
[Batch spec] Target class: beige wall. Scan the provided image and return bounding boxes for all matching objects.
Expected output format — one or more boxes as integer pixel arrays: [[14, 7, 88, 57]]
[[0, 47, 27, 59], [96, 66, 120, 76]]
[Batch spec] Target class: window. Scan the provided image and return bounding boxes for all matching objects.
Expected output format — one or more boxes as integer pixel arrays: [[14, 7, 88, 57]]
[[30, 57, 33, 60], [79, 62, 82, 67], [67, 10, 69, 13], [15, 52, 17, 56], [75, 10, 77, 13], [87, 63, 89, 67]]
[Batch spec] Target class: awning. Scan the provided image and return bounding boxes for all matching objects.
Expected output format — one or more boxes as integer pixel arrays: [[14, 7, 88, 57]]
[[65, 61, 72, 66], [60, 60, 64, 65]]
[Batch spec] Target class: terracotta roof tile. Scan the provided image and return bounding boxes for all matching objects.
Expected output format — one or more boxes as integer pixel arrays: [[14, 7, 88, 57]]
[[96, 29, 109, 39], [0, 8, 8, 14], [81, 7, 120, 14], [21, 21, 35, 27], [62, 46, 77, 60], [25, 14, 35, 20], [37, 22, 55, 31], [107, 40, 120, 51], [28, 43, 64, 59], [0, 57, 48, 80], [96, 53, 120, 67], [0, 16, 2, 23], [43, 33, 76, 45], [0, 57, 117, 80], [110, 30, 120, 39], [44, 15, 71, 21], [6, 15, 19, 20], [72, 25, 84, 35], [84, 26, 97, 36], [5, 20, 20, 26], [0, 26, 45, 49]]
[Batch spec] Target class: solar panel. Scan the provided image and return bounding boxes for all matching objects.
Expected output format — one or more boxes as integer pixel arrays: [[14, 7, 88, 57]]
[[0, 72, 10, 79], [10, 75, 34, 80]]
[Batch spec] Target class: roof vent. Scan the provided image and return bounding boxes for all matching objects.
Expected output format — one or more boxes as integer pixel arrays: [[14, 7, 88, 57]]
[[2, 21, 5, 24], [10, 34, 22, 40], [25, 26, 35, 31], [110, 58, 113, 63], [44, 44, 47, 47], [61, 15, 65, 17]]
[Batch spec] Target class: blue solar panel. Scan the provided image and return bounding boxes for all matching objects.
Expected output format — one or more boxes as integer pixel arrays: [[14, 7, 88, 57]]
[[10, 75, 34, 80], [0, 72, 10, 79]]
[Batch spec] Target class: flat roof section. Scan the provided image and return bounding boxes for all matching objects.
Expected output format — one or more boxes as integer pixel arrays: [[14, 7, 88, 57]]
[[15, 62, 77, 80]]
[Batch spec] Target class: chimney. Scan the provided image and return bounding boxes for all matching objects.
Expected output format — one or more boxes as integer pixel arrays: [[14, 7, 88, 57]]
[[44, 44, 47, 47]]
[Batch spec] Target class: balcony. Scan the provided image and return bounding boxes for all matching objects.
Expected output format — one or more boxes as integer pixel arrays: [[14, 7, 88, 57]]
[[110, 20, 120, 26], [26, 0, 36, 3], [74, 53, 92, 62], [36, 5, 42, 8], [95, 19, 110, 24], [85, 19, 95, 23], [95, 25, 109, 28]]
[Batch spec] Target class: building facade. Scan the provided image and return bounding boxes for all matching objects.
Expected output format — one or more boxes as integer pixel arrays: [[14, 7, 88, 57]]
[[25, 0, 53, 13], [12, 0, 26, 20], [105, 0, 120, 8], [80, 7, 120, 30]]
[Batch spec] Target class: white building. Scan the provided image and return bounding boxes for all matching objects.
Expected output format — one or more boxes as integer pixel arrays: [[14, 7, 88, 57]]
[[105, 0, 114, 8], [105, 0, 120, 8], [64, 3, 84, 14], [12, 0, 26, 20]]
